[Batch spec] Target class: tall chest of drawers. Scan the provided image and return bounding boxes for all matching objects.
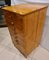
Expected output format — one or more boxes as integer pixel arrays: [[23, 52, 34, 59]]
[[2, 4, 48, 57]]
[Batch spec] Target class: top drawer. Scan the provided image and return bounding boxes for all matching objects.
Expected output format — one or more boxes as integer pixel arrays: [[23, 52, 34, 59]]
[[4, 11, 15, 27]]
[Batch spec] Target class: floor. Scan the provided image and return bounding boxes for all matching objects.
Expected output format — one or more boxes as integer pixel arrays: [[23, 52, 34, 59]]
[[0, 16, 49, 60]]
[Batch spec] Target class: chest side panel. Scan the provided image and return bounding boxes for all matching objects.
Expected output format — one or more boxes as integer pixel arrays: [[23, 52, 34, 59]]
[[35, 7, 47, 47], [23, 11, 39, 55]]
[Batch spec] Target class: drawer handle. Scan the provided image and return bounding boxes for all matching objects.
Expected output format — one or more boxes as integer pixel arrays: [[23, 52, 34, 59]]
[[15, 39, 19, 44], [11, 22, 14, 25], [9, 15, 12, 18]]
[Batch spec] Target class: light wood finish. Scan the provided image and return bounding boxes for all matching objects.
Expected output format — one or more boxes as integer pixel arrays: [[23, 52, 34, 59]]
[[3, 4, 48, 15], [35, 8, 47, 47], [3, 4, 48, 57]]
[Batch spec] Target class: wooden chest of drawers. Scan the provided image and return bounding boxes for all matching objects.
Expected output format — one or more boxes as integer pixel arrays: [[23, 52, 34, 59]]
[[2, 4, 48, 57]]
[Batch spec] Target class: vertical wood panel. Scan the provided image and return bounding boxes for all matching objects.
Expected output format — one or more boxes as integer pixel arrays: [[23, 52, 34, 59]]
[[23, 11, 39, 55], [35, 8, 47, 46]]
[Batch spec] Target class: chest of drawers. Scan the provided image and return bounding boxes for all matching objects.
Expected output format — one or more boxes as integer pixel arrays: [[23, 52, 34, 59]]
[[3, 4, 48, 57]]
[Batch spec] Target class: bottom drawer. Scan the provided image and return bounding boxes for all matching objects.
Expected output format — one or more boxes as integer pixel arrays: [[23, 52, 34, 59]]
[[15, 38, 25, 47], [12, 39, 27, 57]]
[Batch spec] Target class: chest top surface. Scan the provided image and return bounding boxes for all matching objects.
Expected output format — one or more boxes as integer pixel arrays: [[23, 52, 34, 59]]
[[2, 3, 48, 15]]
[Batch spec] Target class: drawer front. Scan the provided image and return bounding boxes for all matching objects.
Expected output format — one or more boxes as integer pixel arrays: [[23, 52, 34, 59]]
[[12, 39, 26, 56], [13, 28, 25, 48], [9, 30, 25, 49], [12, 36, 26, 50], [14, 37, 25, 48]]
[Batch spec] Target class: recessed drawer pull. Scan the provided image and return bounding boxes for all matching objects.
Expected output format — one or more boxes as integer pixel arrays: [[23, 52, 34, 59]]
[[15, 39, 19, 44]]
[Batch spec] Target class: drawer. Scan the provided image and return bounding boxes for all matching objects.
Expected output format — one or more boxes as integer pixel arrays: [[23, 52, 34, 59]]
[[13, 39, 26, 56], [5, 15, 13, 23], [14, 32, 25, 46], [5, 15, 14, 26], [15, 33, 24, 39], [4, 11, 16, 23], [15, 38, 25, 47], [12, 36, 26, 55], [12, 35, 25, 49]]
